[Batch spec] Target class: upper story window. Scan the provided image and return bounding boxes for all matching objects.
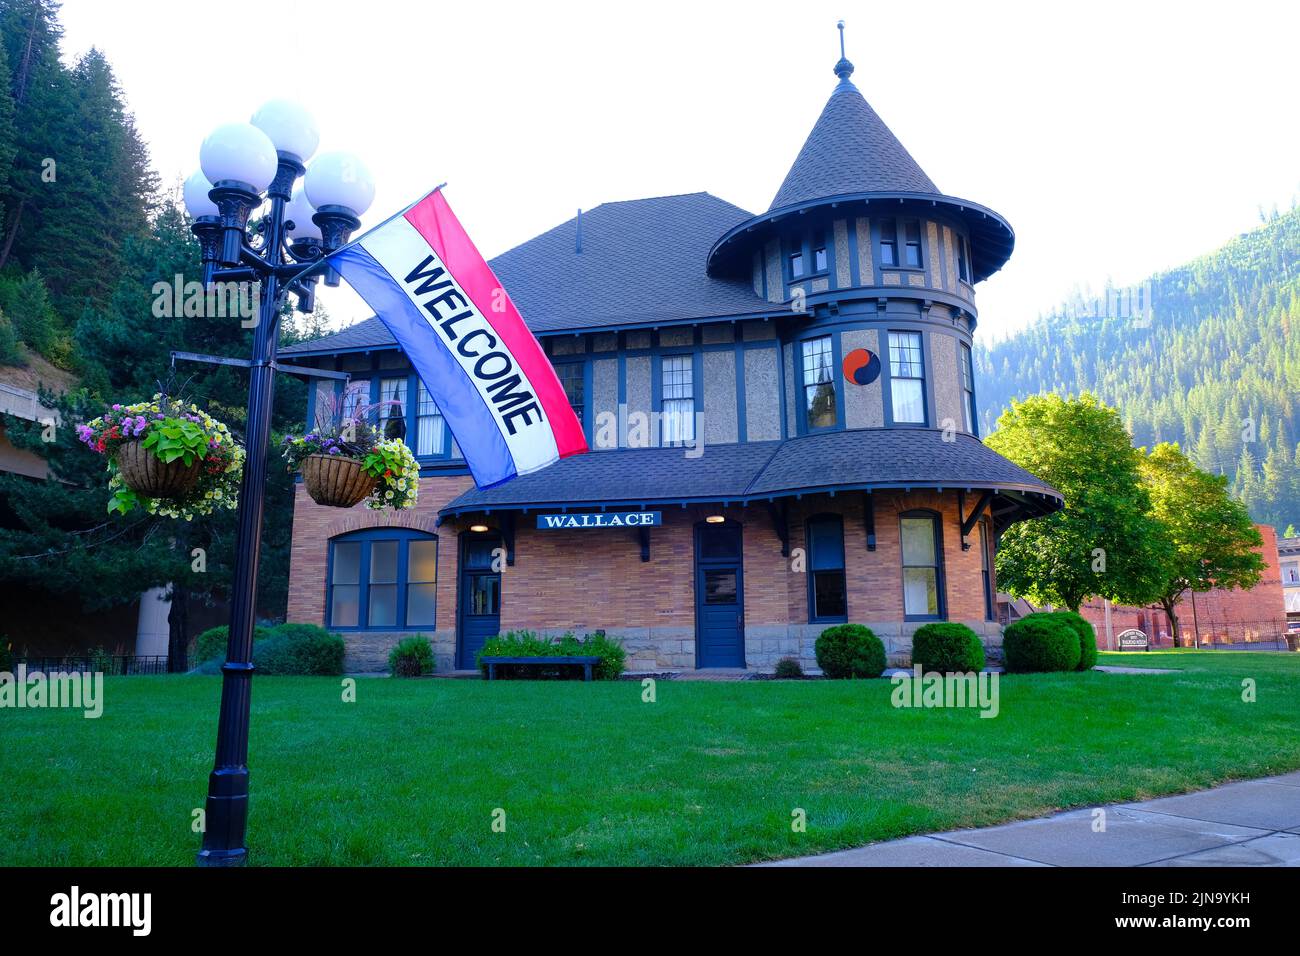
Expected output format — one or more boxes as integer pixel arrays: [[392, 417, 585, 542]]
[[341, 380, 369, 421], [788, 251, 806, 280], [801, 335, 837, 430], [900, 511, 944, 620], [903, 220, 923, 269], [888, 331, 926, 425], [960, 343, 976, 434], [956, 235, 971, 283], [414, 380, 445, 456], [660, 354, 695, 445], [379, 376, 407, 440], [807, 514, 847, 622], [813, 242, 828, 273], [879, 219, 923, 270], [328, 529, 438, 631], [555, 362, 585, 425], [1284, 561, 1299, 585], [879, 219, 898, 267]]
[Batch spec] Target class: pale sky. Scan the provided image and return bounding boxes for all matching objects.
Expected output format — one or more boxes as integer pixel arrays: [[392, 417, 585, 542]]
[[60, 0, 1300, 343]]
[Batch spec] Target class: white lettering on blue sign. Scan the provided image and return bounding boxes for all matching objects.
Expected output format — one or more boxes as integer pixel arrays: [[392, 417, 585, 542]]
[[536, 511, 662, 530]]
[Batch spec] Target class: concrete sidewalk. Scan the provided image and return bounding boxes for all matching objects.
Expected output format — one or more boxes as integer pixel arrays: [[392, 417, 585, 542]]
[[762, 771, 1300, 867]]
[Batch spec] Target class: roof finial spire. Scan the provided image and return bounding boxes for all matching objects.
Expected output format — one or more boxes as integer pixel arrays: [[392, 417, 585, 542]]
[[833, 19, 855, 87]]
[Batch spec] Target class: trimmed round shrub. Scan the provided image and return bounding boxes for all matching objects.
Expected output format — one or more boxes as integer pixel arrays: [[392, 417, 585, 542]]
[[774, 656, 804, 679], [1051, 611, 1098, 670], [268, 623, 345, 675], [192, 624, 272, 665], [911, 622, 986, 674], [389, 636, 435, 677], [1002, 613, 1082, 673], [815, 624, 886, 679]]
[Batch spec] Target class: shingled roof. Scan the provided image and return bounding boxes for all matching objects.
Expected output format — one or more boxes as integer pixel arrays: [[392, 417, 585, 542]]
[[281, 192, 776, 355], [768, 72, 939, 211], [439, 429, 1062, 517]]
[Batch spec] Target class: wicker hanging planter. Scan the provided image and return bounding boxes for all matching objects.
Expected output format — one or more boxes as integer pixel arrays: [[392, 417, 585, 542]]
[[114, 439, 202, 500], [301, 453, 377, 508]]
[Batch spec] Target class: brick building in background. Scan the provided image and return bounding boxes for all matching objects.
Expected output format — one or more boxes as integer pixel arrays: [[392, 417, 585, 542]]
[[280, 42, 1063, 673], [1073, 525, 1289, 648]]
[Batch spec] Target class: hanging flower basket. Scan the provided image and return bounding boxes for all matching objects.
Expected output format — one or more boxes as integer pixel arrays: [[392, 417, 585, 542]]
[[77, 394, 245, 521], [114, 438, 202, 499], [300, 453, 378, 508], [283, 400, 419, 511]]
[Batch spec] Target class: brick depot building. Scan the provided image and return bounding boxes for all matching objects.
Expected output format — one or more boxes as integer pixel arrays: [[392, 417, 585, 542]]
[[281, 50, 1061, 672]]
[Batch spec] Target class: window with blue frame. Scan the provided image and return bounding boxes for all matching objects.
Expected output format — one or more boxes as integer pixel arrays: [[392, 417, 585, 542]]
[[378, 377, 407, 440], [801, 335, 837, 430], [888, 331, 926, 425], [555, 361, 585, 425], [900, 511, 945, 620], [660, 354, 695, 444], [960, 343, 976, 434], [414, 380, 445, 456], [806, 514, 847, 622], [327, 529, 438, 630]]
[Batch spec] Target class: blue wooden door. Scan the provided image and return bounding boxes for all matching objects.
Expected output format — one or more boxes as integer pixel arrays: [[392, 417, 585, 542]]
[[458, 534, 501, 669], [695, 522, 745, 668]]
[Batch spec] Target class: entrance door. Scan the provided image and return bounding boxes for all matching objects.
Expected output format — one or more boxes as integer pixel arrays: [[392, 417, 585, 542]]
[[458, 533, 501, 669], [695, 521, 745, 667]]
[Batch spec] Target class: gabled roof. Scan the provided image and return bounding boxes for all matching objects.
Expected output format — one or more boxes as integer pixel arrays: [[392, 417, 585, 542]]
[[439, 429, 1062, 520], [282, 192, 775, 355], [768, 74, 938, 211]]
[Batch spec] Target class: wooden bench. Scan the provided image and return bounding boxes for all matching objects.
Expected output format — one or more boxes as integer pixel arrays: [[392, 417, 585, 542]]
[[480, 655, 602, 682]]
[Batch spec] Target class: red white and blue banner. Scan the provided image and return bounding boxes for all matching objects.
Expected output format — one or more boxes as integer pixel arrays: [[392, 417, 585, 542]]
[[330, 189, 587, 488]]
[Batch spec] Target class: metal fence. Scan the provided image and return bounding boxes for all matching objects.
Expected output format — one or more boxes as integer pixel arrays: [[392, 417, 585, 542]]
[[11, 655, 169, 675]]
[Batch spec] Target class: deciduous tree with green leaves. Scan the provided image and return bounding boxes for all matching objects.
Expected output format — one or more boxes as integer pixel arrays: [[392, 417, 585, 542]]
[[1140, 441, 1264, 642], [985, 392, 1167, 612]]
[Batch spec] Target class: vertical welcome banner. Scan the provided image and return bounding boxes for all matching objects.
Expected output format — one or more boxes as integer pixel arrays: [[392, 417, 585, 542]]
[[329, 189, 587, 488]]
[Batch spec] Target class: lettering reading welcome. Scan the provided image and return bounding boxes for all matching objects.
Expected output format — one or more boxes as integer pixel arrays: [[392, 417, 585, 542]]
[[328, 188, 587, 488], [403, 254, 543, 438]]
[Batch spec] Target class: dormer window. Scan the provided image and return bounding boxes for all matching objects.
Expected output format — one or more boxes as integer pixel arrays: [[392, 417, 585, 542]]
[[788, 251, 806, 279], [813, 244, 828, 273]]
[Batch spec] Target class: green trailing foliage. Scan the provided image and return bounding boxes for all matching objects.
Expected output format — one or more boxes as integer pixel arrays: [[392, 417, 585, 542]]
[[476, 630, 627, 681], [1002, 613, 1082, 673], [814, 624, 886, 679], [910, 622, 986, 674], [388, 636, 434, 677]]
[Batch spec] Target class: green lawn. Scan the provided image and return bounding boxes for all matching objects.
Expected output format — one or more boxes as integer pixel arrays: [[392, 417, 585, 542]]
[[3, 650, 1298, 866]]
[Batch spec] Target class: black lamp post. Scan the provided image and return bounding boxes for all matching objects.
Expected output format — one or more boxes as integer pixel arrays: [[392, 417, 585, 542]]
[[184, 101, 375, 866]]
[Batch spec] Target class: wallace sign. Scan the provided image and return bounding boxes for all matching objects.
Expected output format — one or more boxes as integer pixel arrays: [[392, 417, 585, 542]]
[[536, 511, 662, 530]]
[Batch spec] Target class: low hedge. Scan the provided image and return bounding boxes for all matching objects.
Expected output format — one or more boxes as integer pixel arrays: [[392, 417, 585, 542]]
[[389, 636, 435, 677], [193, 624, 272, 665], [476, 630, 626, 680], [1003, 613, 1082, 673], [191, 623, 343, 676], [814, 624, 886, 679], [774, 656, 804, 679], [911, 622, 986, 674], [1052, 611, 1099, 670]]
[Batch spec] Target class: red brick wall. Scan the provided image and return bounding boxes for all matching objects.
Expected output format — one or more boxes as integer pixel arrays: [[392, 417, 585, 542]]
[[1079, 524, 1287, 646], [287, 480, 1002, 669], [286, 473, 474, 631]]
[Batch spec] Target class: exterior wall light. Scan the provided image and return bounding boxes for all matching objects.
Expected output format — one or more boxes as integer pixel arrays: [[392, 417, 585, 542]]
[[469, 523, 490, 533], [705, 514, 726, 524]]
